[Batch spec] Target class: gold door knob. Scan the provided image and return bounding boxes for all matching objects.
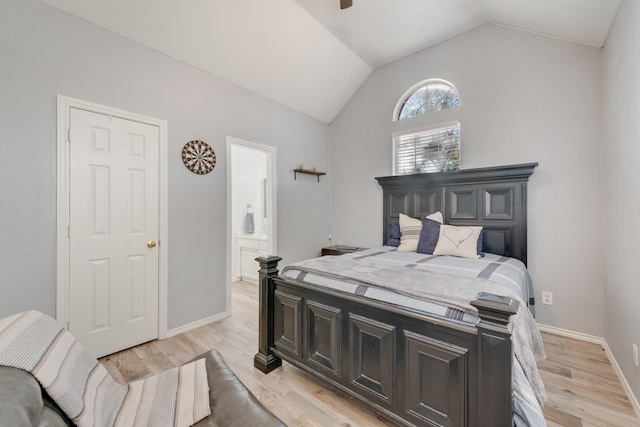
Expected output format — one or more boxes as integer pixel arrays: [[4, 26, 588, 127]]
[[147, 241, 157, 248]]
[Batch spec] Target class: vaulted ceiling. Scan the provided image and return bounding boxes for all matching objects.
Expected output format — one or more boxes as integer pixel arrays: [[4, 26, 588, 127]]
[[41, 0, 620, 123]]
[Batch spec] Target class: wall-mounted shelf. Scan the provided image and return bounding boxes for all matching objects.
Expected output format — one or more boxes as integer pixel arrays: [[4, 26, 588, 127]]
[[294, 168, 326, 183]]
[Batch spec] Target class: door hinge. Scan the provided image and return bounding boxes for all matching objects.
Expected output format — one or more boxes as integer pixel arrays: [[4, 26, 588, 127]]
[[67, 128, 71, 142], [68, 225, 70, 238]]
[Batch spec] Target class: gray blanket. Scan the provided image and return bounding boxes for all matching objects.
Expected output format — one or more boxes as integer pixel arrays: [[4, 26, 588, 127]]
[[287, 256, 547, 406]]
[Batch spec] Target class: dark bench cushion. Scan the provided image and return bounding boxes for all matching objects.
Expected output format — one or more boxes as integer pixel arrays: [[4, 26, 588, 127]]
[[189, 349, 285, 427]]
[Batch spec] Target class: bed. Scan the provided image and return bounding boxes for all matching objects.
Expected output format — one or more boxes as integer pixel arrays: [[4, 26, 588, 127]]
[[253, 163, 543, 426]]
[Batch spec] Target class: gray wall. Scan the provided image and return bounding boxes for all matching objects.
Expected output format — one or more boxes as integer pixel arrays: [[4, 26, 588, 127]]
[[330, 23, 604, 336], [0, 0, 331, 330], [603, 0, 640, 404]]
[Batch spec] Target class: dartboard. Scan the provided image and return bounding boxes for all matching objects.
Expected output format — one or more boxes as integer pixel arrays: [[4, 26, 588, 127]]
[[182, 140, 216, 175]]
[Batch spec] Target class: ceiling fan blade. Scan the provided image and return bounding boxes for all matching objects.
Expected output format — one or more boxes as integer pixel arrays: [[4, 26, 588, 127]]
[[340, 0, 353, 9]]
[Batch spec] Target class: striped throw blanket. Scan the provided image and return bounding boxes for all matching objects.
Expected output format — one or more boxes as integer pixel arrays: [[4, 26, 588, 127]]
[[0, 311, 211, 427]]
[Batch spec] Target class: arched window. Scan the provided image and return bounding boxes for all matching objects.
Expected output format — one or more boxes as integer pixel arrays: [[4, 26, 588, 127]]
[[393, 79, 460, 175], [396, 79, 460, 120]]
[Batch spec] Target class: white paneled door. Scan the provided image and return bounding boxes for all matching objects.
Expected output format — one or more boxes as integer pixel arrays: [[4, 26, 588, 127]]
[[69, 107, 160, 358]]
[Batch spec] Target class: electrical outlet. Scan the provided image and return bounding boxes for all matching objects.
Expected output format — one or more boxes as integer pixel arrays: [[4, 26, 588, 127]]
[[633, 344, 638, 367], [542, 291, 553, 305]]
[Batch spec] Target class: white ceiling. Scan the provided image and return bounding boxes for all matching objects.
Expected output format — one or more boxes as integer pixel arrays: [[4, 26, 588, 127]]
[[41, 0, 620, 123]]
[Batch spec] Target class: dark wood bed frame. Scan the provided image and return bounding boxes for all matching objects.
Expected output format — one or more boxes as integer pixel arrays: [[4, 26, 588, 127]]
[[254, 163, 537, 427]]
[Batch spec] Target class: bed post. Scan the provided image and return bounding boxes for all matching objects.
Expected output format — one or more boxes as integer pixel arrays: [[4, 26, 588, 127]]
[[470, 296, 519, 427], [254, 256, 283, 374]]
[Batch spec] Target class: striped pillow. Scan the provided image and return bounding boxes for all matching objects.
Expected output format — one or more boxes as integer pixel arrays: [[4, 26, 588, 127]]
[[397, 212, 443, 252]]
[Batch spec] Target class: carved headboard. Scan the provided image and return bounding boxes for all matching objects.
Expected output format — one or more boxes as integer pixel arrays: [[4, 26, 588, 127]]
[[375, 163, 537, 265]]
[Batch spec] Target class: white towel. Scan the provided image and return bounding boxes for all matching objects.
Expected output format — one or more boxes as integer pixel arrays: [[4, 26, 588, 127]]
[[245, 212, 255, 234]]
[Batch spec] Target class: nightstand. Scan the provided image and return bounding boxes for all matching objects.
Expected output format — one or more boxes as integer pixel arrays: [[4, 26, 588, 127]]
[[321, 245, 367, 256]]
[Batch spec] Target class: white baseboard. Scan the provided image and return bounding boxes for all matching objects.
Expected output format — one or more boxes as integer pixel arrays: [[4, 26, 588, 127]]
[[536, 323, 640, 418], [166, 311, 230, 338], [536, 323, 603, 345], [602, 339, 640, 418]]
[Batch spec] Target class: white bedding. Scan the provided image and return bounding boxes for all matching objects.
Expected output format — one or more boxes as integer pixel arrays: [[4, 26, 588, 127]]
[[283, 246, 535, 325]]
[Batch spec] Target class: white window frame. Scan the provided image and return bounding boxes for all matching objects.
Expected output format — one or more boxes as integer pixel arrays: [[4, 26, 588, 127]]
[[392, 121, 460, 176], [392, 79, 460, 122]]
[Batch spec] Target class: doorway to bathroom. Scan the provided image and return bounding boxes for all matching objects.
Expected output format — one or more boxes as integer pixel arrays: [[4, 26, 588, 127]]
[[227, 137, 276, 300]]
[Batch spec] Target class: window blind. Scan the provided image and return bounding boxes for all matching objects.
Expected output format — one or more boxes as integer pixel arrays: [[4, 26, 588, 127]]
[[393, 123, 460, 175]]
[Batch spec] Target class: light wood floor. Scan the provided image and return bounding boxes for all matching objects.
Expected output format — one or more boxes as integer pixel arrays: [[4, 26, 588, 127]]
[[100, 281, 640, 426]]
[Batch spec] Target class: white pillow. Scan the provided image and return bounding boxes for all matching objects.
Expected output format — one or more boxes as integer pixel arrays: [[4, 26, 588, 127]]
[[397, 212, 443, 252], [433, 225, 482, 259], [426, 211, 443, 224]]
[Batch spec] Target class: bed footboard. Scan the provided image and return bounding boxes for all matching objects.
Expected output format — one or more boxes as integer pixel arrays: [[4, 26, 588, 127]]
[[254, 256, 518, 427]]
